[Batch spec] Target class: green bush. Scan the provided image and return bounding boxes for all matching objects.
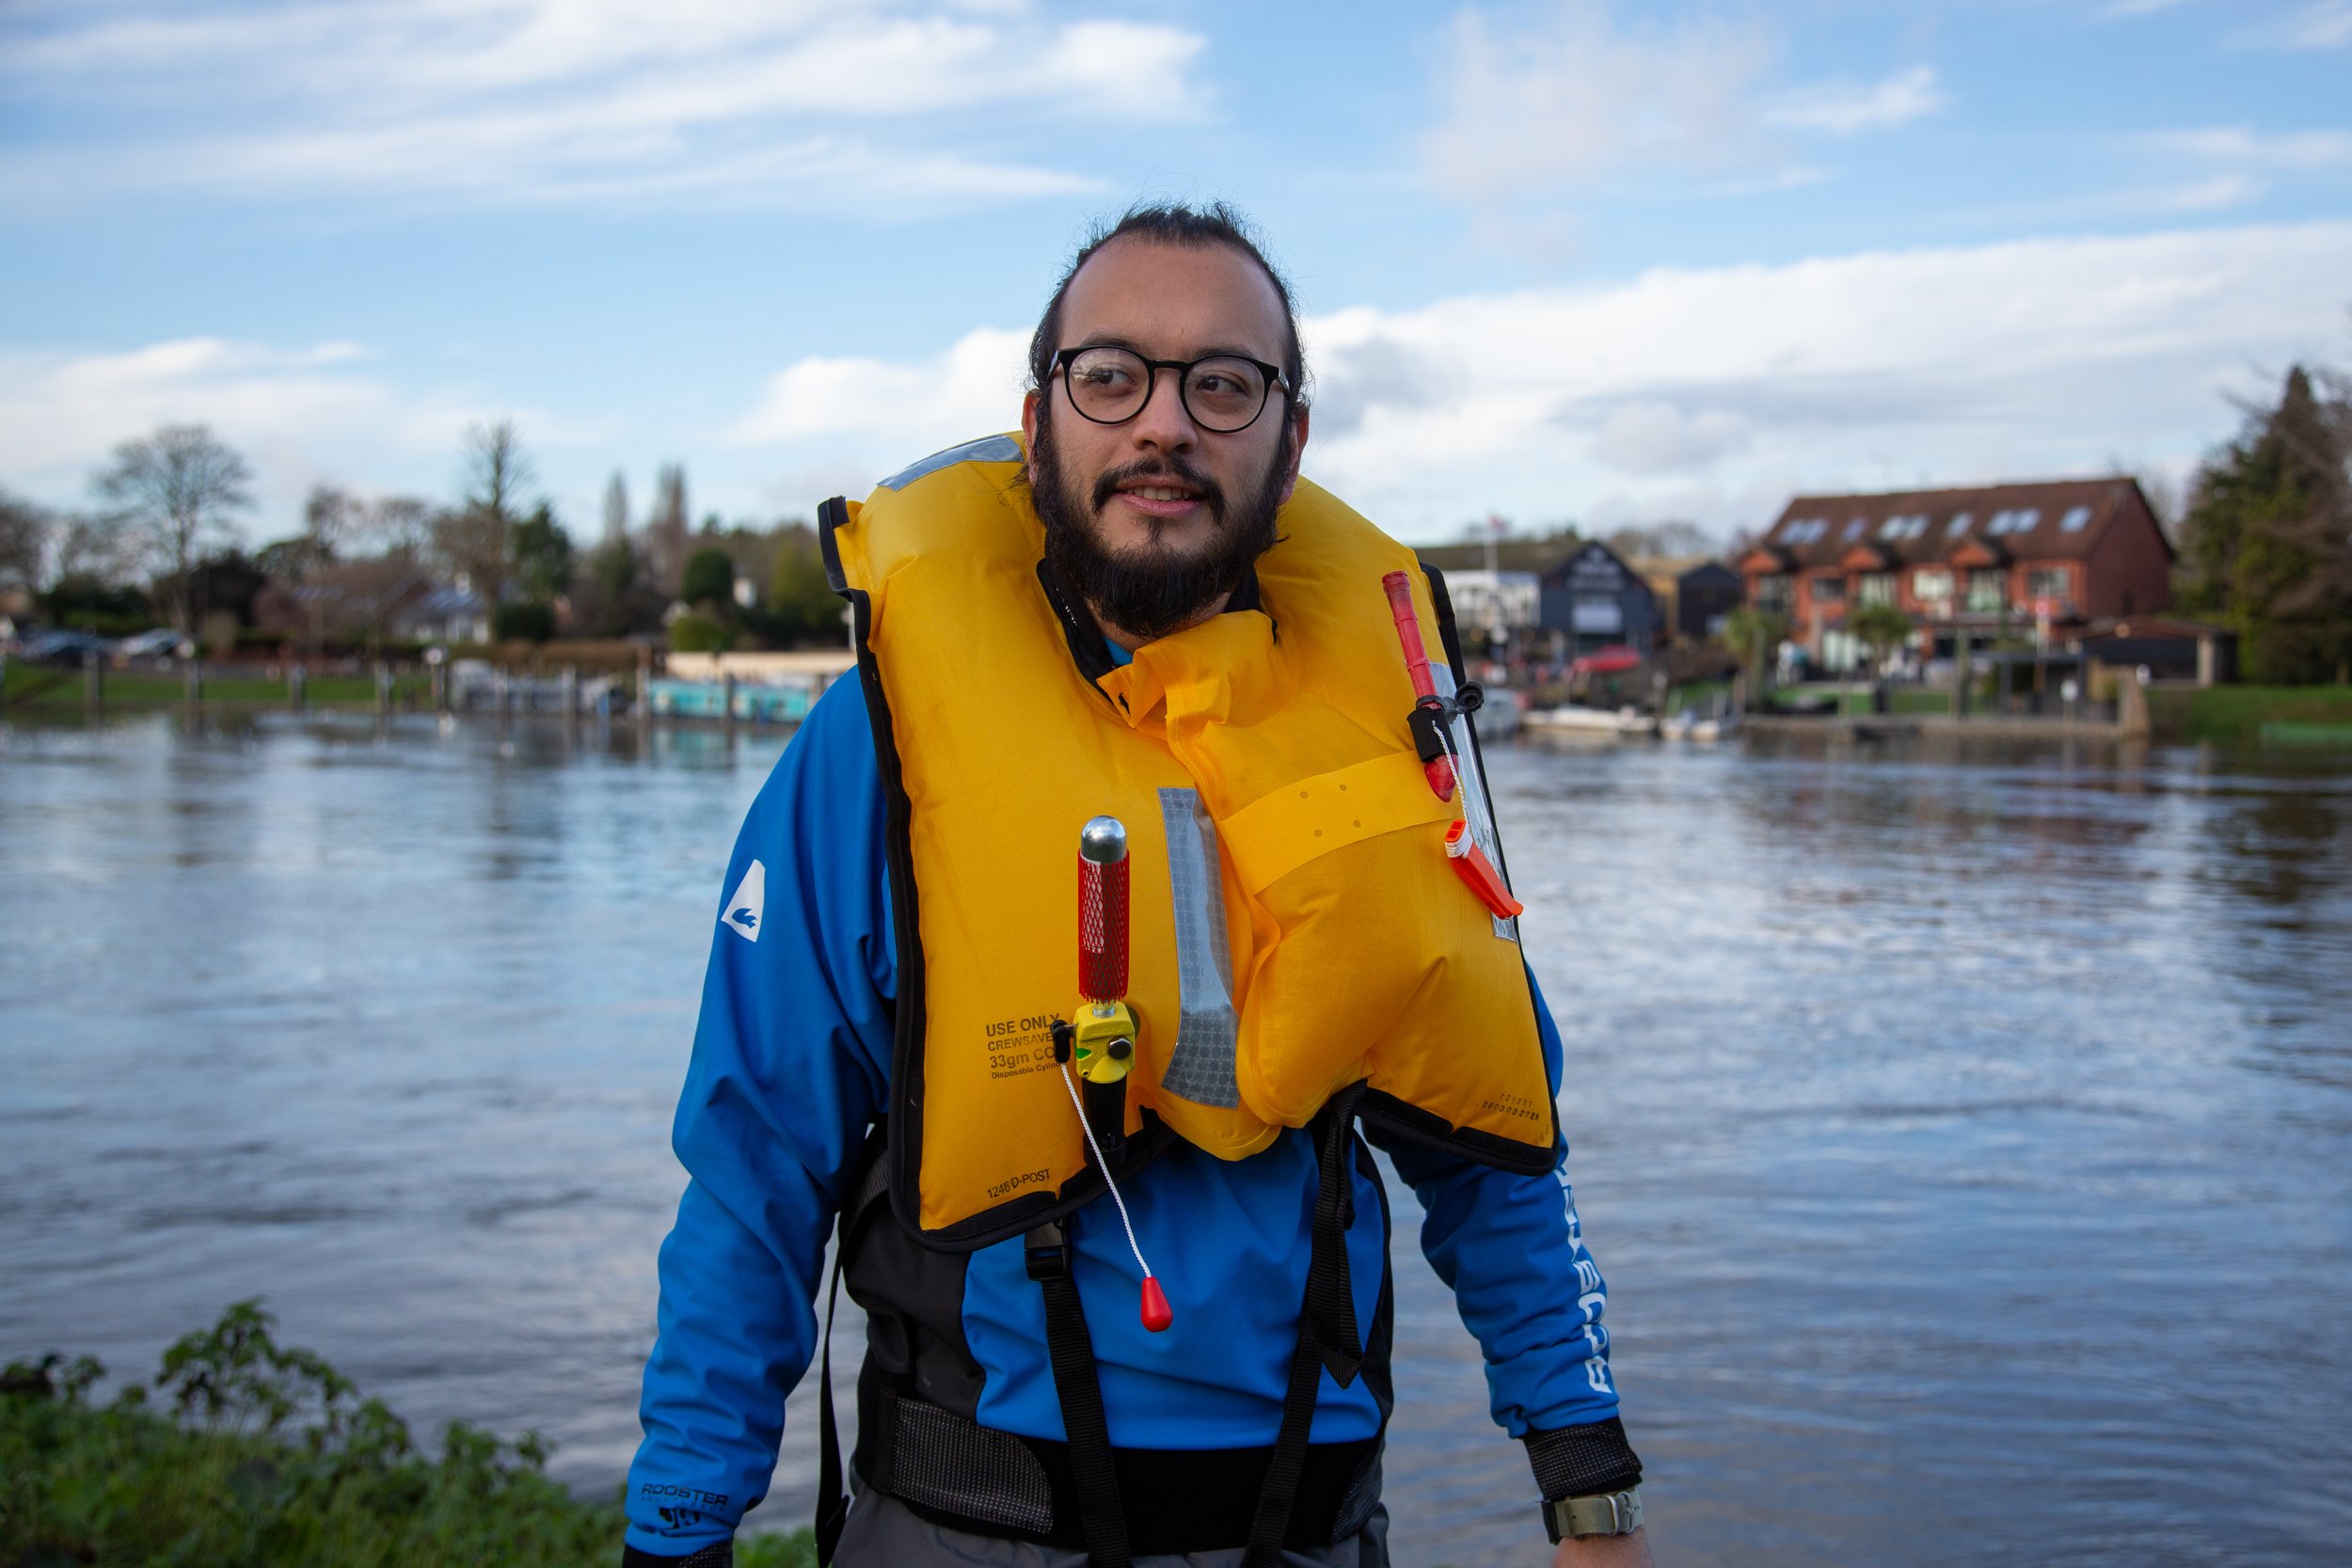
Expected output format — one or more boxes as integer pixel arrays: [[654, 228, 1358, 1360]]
[[681, 547, 737, 610], [668, 610, 736, 654], [493, 602, 558, 643], [1, 1301, 815, 1568]]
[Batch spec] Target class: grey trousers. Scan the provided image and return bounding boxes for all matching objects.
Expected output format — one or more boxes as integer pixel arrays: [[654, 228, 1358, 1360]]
[[834, 1489, 1392, 1568]]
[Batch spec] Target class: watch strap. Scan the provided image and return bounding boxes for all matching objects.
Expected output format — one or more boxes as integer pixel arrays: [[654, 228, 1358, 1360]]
[[1541, 1486, 1643, 1544]]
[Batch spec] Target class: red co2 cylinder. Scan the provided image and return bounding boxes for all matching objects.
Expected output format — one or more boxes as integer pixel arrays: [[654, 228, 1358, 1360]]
[[1078, 816, 1129, 1003]]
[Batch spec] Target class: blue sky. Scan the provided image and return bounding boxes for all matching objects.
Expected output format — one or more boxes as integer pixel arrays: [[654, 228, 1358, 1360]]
[[4, 0, 2349, 546]]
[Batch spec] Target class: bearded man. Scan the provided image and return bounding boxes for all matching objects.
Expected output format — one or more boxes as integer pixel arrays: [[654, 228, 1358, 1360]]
[[623, 203, 1649, 1568]]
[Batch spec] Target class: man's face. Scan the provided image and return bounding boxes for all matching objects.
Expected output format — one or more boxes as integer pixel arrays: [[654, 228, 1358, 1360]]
[[1023, 236, 1310, 641]]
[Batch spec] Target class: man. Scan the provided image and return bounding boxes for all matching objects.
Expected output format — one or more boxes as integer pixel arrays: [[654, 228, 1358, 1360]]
[[624, 203, 1649, 1568]]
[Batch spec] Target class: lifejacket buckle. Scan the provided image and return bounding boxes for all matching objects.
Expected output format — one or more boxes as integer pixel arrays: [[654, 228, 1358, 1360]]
[[1025, 1219, 1073, 1281]]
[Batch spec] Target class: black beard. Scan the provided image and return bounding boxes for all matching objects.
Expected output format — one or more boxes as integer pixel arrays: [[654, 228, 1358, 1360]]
[[1031, 407, 1287, 643]]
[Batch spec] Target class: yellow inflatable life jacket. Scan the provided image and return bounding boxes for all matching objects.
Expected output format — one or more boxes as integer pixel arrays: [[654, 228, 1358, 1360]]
[[821, 434, 1555, 1249]]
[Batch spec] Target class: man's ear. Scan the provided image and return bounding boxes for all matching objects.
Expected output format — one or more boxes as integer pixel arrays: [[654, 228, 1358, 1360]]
[[1021, 391, 1042, 484], [1276, 404, 1311, 506]]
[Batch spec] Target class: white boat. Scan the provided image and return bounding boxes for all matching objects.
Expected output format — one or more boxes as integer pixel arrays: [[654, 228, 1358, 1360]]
[[1524, 703, 1654, 736], [1661, 707, 1739, 742]]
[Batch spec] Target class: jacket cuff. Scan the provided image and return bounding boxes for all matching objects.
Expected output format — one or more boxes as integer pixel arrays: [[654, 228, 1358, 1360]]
[[622, 1544, 732, 1567], [1522, 1416, 1644, 1501]]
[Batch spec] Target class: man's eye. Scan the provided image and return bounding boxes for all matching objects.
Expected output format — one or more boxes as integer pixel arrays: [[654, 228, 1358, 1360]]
[[1076, 366, 1134, 389]]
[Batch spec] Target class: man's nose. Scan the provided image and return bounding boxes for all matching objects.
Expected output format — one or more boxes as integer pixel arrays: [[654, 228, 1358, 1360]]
[[1127, 365, 1200, 452]]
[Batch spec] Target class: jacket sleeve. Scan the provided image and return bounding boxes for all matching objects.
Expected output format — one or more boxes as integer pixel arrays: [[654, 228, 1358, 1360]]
[[623, 676, 896, 1560], [1366, 970, 1643, 1498]]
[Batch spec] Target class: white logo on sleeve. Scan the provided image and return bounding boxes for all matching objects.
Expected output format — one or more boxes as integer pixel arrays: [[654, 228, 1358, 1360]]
[[723, 860, 766, 943]]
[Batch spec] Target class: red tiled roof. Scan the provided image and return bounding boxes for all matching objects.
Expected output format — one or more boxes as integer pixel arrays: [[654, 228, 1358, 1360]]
[[1756, 477, 2156, 569]]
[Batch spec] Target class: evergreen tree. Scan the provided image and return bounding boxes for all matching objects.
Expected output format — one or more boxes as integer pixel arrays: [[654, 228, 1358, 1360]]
[[2179, 366, 2352, 682]]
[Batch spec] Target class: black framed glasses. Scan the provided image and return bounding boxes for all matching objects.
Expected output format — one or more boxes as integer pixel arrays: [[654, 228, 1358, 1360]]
[[1052, 346, 1289, 435]]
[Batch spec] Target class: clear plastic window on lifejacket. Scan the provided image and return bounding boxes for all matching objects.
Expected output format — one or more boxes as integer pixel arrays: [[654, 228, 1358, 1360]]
[[1429, 660, 1519, 943]]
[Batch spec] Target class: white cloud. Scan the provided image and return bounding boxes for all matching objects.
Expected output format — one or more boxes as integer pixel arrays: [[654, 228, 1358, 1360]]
[[0, 1, 1205, 211], [1418, 2, 1941, 236], [1422, 2, 1772, 207], [2280, 0, 2352, 48], [2149, 125, 2352, 168], [728, 325, 1031, 448], [705, 222, 2352, 536], [0, 337, 526, 522], [1295, 221, 2352, 531], [1765, 67, 1946, 135]]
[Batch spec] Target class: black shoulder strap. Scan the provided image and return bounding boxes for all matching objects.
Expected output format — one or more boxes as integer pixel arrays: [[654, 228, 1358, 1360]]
[[1027, 1220, 1133, 1568], [816, 1128, 893, 1566], [1243, 1080, 1368, 1567], [1022, 1083, 1372, 1568]]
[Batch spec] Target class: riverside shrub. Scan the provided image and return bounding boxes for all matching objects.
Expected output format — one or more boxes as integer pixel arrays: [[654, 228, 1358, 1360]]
[[0, 1300, 815, 1568]]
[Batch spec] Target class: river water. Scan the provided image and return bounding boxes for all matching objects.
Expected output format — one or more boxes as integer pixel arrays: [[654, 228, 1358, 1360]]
[[3, 712, 2348, 1566]]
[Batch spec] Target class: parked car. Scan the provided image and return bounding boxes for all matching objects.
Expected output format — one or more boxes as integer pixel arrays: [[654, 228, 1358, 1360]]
[[17, 629, 114, 666], [114, 627, 188, 662]]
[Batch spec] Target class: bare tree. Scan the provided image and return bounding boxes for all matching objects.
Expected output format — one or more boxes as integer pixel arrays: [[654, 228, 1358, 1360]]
[[51, 514, 140, 587], [1605, 519, 1719, 561], [645, 462, 690, 597], [362, 495, 435, 559], [0, 487, 50, 597], [430, 420, 536, 606], [90, 425, 254, 632], [602, 469, 630, 543]]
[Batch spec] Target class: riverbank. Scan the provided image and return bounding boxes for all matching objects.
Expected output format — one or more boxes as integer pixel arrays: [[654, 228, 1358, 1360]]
[[2146, 682, 2352, 745], [1, 660, 430, 715], [1, 1302, 815, 1568]]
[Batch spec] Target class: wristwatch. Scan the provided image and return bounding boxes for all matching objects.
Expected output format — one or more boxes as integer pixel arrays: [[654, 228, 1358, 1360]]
[[1541, 1485, 1643, 1543]]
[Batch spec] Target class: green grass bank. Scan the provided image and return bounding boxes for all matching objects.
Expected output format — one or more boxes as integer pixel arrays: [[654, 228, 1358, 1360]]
[[1, 1302, 815, 1568], [2148, 684, 2352, 746], [3, 662, 432, 712]]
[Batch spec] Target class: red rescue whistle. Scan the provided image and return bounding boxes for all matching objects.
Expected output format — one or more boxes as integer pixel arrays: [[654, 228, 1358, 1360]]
[[1445, 819, 1524, 919], [1381, 570, 1457, 803]]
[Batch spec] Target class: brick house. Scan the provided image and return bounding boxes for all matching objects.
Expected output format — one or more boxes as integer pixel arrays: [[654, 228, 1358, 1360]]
[[1736, 477, 2173, 669]]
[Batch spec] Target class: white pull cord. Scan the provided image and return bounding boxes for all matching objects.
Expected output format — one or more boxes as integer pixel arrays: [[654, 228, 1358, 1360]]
[[1061, 1060, 1156, 1283]]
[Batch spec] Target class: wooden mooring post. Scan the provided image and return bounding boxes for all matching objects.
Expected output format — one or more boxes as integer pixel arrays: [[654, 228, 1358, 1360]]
[[84, 651, 103, 719], [289, 663, 307, 710]]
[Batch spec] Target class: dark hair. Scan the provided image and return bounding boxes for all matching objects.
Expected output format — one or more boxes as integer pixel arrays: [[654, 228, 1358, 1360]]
[[1026, 200, 1309, 413]]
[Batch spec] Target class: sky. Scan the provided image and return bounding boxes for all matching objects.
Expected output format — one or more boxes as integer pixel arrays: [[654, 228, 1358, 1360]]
[[4, 0, 2350, 547]]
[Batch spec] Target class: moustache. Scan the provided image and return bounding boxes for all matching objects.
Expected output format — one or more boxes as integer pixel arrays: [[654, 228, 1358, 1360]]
[[1090, 456, 1228, 524]]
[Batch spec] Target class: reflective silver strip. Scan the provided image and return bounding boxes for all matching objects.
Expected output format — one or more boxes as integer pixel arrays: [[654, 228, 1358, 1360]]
[[876, 434, 1022, 492], [1156, 786, 1241, 1108], [1431, 661, 1519, 942]]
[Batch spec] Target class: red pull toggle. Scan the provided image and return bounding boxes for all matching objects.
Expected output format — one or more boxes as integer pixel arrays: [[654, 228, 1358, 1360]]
[[1078, 817, 1130, 1002], [1139, 1275, 1173, 1333], [1384, 571, 1458, 803], [1445, 819, 1524, 919]]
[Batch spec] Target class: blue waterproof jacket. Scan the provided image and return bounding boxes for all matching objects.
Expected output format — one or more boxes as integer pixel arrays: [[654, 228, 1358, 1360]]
[[623, 669, 1624, 1558]]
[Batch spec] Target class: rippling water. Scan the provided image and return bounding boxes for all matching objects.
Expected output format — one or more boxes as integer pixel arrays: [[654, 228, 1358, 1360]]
[[4, 714, 2349, 1566]]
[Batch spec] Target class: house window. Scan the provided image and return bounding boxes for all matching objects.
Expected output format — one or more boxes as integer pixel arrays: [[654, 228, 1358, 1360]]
[[1966, 569, 2005, 613], [1756, 575, 1793, 615], [2026, 567, 2070, 601], [1913, 567, 1953, 602], [1947, 512, 1974, 535], [1811, 574, 1845, 604], [2059, 505, 2092, 531], [1858, 572, 1896, 607], [1843, 517, 1867, 541]]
